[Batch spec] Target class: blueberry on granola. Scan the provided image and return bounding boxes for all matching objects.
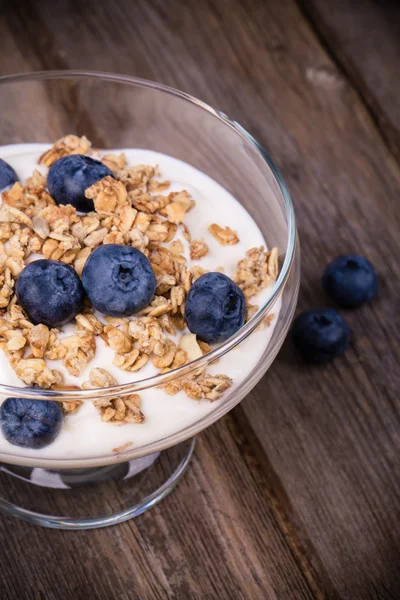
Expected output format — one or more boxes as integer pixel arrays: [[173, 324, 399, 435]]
[[322, 254, 378, 308], [82, 244, 157, 317], [185, 272, 246, 344], [16, 259, 85, 328], [291, 308, 350, 363], [47, 154, 114, 212], [0, 158, 18, 191], [1, 397, 63, 449]]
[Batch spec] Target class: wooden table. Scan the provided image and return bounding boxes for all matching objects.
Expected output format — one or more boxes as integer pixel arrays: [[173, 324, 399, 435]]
[[1, 1, 400, 598]]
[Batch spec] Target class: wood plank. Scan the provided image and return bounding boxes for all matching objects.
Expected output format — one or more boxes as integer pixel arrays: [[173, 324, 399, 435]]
[[0, 0, 399, 598], [0, 416, 318, 600], [300, 0, 400, 162]]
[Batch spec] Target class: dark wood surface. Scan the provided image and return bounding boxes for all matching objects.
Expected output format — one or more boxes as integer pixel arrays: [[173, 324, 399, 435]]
[[1, 1, 400, 598]]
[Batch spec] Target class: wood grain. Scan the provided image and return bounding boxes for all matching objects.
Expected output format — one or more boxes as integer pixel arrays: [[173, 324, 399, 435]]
[[300, 0, 400, 163], [0, 0, 400, 598]]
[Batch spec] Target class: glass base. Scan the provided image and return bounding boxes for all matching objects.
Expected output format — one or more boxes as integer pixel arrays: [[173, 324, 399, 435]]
[[0, 437, 195, 530]]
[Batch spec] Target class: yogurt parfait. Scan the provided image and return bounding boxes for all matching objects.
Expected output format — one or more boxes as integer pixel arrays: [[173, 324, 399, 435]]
[[0, 136, 280, 461]]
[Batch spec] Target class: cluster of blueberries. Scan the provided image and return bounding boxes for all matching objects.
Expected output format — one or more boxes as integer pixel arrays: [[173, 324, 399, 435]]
[[291, 254, 378, 363], [0, 154, 247, 450]]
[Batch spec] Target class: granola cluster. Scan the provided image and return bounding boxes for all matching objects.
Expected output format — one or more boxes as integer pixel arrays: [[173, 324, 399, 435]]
[[234, 246, 278, 299], [0, 135, 279, 427], [82, 368, 145, 424]]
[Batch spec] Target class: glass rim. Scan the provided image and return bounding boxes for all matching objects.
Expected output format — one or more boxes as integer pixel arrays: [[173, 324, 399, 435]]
[[0, 69, 297, 401]]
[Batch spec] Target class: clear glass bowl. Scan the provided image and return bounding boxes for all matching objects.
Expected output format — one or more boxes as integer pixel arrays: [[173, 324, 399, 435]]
[[0, 71, 299, 527]]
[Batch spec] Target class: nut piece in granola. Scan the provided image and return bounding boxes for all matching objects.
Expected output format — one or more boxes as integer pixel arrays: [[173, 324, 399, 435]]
[[74, 247, 92, 276], [178, 333, 202, 362], [32, 216, 50, 240]]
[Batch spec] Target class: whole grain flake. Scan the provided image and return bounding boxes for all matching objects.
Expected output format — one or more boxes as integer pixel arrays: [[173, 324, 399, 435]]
[[190, 238, 208, 260], [208, 223, 239, 245]]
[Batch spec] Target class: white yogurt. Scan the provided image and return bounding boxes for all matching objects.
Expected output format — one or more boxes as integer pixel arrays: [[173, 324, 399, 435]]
[[0, 145, 280, 461]]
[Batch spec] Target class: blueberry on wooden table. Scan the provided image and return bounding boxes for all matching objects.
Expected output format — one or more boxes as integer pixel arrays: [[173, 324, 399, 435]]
[[47, 154, 114, 212], [16, 259, 85, 328], [322, 254, 378, 308], [184, 272, 246, 344], [291, 308, 350, 363], [82, 244, 157, 317], [0, 158, 18, 191], [0, 397, 63, 449]]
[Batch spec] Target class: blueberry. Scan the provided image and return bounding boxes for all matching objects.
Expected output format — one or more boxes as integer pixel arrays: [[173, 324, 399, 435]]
[[47, 155, 114, 212], [1, 397, 62, 449], [184, 272, 246, 344], [82, 244, 156, 317], [0, 158, 18, 191], [291, 308, 350, 363], [322, 254, 378, 308], [16, 259, 84, 328]]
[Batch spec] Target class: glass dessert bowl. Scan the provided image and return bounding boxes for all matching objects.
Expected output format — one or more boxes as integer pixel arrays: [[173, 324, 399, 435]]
[[0, 71, 299, 529]]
